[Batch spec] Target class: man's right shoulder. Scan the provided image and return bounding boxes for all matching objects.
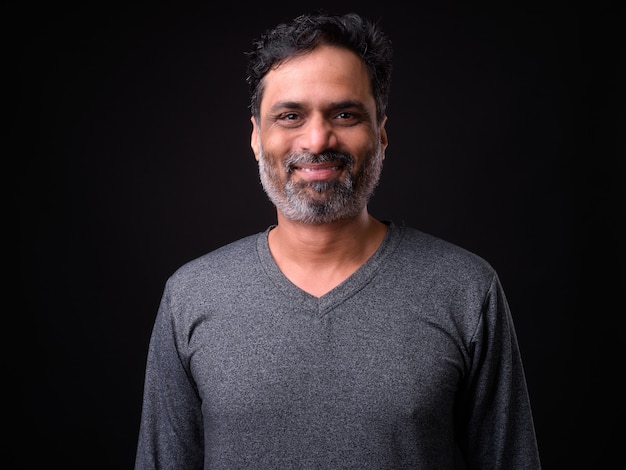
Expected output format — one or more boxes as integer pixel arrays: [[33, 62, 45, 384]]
[[168, 231, 264, 286]]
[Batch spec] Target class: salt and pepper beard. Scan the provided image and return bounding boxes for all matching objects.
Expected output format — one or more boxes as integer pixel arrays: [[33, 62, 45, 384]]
[[257, 139, 384, 224]]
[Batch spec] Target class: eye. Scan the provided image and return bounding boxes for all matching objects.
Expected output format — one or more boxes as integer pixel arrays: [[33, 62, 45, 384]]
[[334, 110, 363, 126], [274, 112, 303, 128], [336, 112, 354, 119]]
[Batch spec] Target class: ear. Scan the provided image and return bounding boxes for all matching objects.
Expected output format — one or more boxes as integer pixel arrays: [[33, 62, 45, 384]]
[[379, 116, 389, 159], [250, 116, 260, 161]]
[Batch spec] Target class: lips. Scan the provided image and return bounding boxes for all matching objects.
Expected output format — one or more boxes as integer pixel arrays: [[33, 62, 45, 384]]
[[291, 161, 343, 180], [293, 162, 342, 171]]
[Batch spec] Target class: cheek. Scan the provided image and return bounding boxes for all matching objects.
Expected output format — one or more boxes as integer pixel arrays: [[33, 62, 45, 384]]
[[353, 142, 379, 165], [260, 124, 289, 147], [343, 127, 379, 157], [263, 134, 293, 158], [260, 150, 287, 179]]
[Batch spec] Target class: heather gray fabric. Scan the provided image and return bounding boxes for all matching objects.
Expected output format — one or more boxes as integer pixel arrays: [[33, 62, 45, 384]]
[[135, 222, 540, 469]]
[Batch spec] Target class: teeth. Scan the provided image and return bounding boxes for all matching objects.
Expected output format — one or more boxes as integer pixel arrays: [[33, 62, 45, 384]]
[[301, 166, 339, 171]]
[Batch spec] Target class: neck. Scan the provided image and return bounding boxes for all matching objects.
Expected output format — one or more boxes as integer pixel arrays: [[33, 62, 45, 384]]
[[267, 209, 388, 296]]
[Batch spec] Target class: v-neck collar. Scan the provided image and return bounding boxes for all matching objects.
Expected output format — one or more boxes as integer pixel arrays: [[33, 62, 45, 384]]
[[255, 221, 403, 316]]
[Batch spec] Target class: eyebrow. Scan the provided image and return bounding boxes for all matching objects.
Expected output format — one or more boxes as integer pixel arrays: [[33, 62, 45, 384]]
[[269, 101, 304, 113], [268, 100, 369, 114]]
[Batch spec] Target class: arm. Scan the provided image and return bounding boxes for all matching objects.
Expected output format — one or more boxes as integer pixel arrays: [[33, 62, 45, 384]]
[[457, 274, 541, 469], [135, 282, 204, 469]]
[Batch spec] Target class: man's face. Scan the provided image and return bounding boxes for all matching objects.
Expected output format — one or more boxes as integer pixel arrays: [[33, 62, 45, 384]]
[[250, 45, 388, 224]]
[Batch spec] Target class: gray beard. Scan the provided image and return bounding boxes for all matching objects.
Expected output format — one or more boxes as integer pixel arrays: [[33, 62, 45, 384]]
[[257, 144, 383, 224]]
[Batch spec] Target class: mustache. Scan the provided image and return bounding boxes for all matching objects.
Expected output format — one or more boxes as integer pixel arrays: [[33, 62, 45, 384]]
[[284, 150, 355, 171]]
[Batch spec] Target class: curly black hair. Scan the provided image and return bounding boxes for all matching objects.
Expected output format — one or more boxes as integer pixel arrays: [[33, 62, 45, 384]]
[[245, 12, 393, 124]]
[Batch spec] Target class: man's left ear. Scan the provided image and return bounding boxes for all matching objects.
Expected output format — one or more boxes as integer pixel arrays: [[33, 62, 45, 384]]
[[380, 116, 389, 158]]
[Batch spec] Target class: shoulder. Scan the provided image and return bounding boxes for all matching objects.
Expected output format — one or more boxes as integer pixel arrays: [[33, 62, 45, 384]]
[[386, 224, 506, 335], [164, 230, 266, 294], [391, 224, 497, 287]]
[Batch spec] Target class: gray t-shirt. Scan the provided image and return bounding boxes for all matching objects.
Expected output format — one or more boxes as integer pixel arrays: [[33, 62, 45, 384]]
[[135, 222, 540, 469]]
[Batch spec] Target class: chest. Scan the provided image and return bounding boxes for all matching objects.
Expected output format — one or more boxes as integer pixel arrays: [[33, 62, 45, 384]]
[[187, 304, 468, 427]]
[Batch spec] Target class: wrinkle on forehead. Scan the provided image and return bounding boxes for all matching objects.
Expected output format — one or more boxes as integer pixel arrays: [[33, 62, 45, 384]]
[[260, 45, 374, 114]]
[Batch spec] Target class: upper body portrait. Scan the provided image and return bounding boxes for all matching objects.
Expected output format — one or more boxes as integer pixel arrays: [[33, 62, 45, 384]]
[[135, 11, 541, 469]]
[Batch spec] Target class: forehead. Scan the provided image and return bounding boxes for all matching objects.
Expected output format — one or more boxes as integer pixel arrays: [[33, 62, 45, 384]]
[[260, 45, 374, 111]]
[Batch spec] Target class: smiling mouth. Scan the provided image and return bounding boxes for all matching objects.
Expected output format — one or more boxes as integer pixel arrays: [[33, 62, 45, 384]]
[[290, 161, 344, 181], [292, 162, 343, 172]]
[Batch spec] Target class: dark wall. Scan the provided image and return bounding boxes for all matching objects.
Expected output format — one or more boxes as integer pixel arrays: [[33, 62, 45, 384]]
[[13, 1, 623, 468]]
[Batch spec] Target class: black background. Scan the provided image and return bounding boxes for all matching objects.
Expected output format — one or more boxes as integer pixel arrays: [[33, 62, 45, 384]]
[[11, 1, 624, 468]]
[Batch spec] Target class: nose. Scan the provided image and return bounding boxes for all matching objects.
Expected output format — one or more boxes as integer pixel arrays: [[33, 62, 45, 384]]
[[296, 115, 338, 153]]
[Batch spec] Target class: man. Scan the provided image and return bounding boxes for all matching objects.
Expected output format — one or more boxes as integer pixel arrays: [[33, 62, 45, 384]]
[[135, 12, 541, 469]]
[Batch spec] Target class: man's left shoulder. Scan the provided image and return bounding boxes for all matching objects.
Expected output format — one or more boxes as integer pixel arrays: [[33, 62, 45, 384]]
[[396, 225, 496, 281]]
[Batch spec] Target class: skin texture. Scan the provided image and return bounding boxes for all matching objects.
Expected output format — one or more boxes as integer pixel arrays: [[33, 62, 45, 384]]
[[249, 45, 390, 297]]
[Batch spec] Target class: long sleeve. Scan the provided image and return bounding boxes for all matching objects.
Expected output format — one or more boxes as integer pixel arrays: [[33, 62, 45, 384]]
[[135, 282, 204, 470], [456, 274, 541, 469]]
